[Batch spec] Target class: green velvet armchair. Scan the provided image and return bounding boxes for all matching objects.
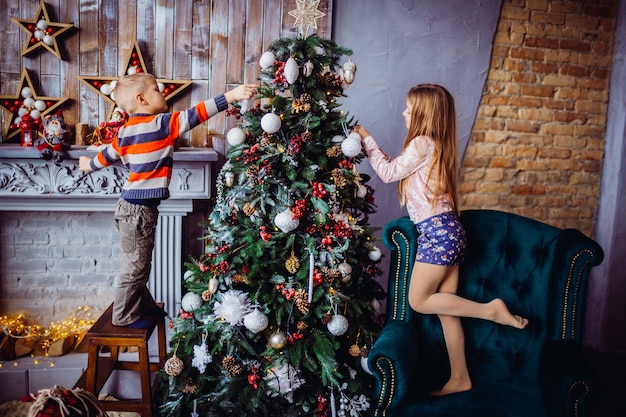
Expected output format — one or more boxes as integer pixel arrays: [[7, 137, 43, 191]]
[[368, 210, 604, 417]]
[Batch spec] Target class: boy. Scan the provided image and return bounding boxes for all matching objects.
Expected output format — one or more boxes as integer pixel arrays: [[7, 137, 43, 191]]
[[79, 73, 256, 329]]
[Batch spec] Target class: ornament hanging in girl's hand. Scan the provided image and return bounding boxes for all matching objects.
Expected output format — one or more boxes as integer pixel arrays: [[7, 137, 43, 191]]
[[35, 109, 71, 163], [88, 107, 128, 150]]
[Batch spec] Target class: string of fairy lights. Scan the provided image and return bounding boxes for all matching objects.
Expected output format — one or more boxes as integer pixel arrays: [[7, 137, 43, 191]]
[[0, 306, 100, 368]]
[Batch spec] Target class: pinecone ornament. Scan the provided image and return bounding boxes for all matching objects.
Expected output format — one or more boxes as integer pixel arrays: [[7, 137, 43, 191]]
[[294, 289, 310, 314], [285, 251, 300, 274], [223, 355, 243, 377], [243, 202, 256, 216], [164, 354, 184, 377], [326, 145, 342, 157], [332, 169, 347, 188], [349, 344, 361, 357], [246, 165, 259, 182], [301, 130, 314, 143]]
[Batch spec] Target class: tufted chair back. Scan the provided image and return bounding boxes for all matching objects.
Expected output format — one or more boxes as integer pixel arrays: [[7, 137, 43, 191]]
[[370, 210, 604, 417]]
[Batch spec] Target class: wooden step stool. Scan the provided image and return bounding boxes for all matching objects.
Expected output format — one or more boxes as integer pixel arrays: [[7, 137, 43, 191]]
[[75, 303, 166, 417]]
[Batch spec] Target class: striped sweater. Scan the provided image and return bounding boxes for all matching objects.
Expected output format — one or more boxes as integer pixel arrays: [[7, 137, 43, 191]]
[[90, 95, 228, 201]]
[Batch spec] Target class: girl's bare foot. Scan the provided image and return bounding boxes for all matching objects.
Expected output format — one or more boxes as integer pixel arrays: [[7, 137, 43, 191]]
[[489, 299, 528, 329], [429, 377, 472, 396]]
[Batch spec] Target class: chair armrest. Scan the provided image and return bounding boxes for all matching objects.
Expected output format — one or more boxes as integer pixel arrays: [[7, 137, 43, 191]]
[[540, 340, 599, 417], [368, 320, 420, 417]]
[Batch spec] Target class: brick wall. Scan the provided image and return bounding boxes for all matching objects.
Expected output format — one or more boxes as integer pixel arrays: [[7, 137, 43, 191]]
[[0, 212, 118, 323], [460, 0, 618, 236]]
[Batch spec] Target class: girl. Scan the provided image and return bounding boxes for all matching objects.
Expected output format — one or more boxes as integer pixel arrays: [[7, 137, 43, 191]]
[[354, 84, 528, 396]]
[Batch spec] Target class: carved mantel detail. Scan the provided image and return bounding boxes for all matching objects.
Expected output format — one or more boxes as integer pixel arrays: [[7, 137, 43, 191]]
[[0, 146, 218, 213]]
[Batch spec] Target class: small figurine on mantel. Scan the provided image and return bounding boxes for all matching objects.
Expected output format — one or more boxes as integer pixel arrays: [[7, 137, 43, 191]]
[[86, 107, 128, 151], [35, 109, 71, 163]]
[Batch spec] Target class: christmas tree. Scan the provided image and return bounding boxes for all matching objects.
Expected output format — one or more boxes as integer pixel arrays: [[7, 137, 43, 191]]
[[157, 32, 386, 417]]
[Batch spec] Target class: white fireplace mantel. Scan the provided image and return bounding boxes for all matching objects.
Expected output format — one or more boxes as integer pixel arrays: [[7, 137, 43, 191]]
[[0, 144, 218, 214]]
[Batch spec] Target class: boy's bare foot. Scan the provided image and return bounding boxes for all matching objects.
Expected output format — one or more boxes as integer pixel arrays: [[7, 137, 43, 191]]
[[429, 377, 472, 396], [489, 298, 528, 329]]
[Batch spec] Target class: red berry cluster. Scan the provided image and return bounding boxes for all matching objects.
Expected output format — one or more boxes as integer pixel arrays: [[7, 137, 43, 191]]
[[317, 394, 330, 417], [273, 61, 288, 87], [260, 225, 272, 242], [247, 365, 261, 389], [312, 181, 329, 199], [321, 235, 333, 246], [288, 331, 304, 345], [288, 135, 303, 155], [179, 309, 194, 320], [339, 159, 354, 169], [276, 284, 296, 300], [313, 269, 323, 285], [291, 199, 307, 219], [224, 106, 242, 120], [241, 143, 261, 164]]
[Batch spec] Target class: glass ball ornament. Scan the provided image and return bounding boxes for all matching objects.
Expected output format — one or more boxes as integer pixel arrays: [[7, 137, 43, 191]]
[[269, 331, 287, 349], [341, 132, 362, 157], [259, 51, 276, 69], [243, 309, 269, 334], [261, 112, 281, 134], [21, 87, 33, 98], [368, 246, 382, 261], [227, 127, 246, 146], [181, 291, 203, 312], [274, 209, 299, 233], [327, 314, 349, 336]]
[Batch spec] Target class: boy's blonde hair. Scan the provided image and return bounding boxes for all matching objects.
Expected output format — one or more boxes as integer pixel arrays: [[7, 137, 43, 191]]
[[112, 72, 156, 113], [398, 84, 459, 214]]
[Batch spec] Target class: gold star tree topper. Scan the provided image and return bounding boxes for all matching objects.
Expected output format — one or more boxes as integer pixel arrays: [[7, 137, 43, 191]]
[[10, 0, 74, 59], [288, 0, 326, 38]]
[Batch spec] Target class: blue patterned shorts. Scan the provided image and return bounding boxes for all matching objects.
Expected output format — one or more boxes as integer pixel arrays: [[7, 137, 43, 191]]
[[415, 211, 466, 266]]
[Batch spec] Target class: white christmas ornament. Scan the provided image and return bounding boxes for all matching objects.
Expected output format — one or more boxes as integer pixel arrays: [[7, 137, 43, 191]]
[[260, 51, 276, 69], [357, 184, 368, 198], [127, 66, 137, 75], [269, 331, 287, 349], [224, 171, 235, 187], [227, 127, 246, 146], [213, 290, 251, 325], [29, 109, 40, 119], [243, 309, 269, 334], [368, 246, 382, 261], [183, 270, 195, 281], [327, 314, 349, 336], [34, 30, 44, 40], [181, 291, 203, 312], [36, 19, 48, 30], [157, 82, 165, 92], [303, 60, 314, 77], [342, 59, 357, 85], [18, 108, 28, 117], [21, 87, 32, 98], [99, 84, 112, 96], [337, 262, 352, 283], [274, 209, 299, 233], [284, 57, 299, 84], [265, 362, 305, 404], [191, 339, 213, 373], [261, 112, 281, 134], [208, 277, 219, 294], [34, 100, 47, 111], [332, 134, 345, 143], [23, 98, 35, 108], [361, 356, 373, 375], [341, 133, 362, 157], [43, 35, 53, 46]]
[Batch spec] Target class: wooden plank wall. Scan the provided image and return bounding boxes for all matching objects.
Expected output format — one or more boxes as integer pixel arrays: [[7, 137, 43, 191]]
[[0, 0, 333, 148]]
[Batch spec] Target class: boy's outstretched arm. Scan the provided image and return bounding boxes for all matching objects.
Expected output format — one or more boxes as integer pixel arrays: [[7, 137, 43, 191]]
[[224, 84, 258, 104]]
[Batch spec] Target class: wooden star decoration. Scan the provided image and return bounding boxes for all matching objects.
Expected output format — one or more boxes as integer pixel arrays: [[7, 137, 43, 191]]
[[288, 0, 326, 38], [77, 39, 192, 120], [10, 0, 74, 59], [0, 69, 70, 141]]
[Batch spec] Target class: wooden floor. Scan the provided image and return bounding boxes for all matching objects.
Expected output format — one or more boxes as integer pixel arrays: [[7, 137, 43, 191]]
[[585, 348, 626, 417]]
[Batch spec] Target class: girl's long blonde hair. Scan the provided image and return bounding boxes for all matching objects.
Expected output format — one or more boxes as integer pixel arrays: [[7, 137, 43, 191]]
[[398, 84, 459, 214]]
